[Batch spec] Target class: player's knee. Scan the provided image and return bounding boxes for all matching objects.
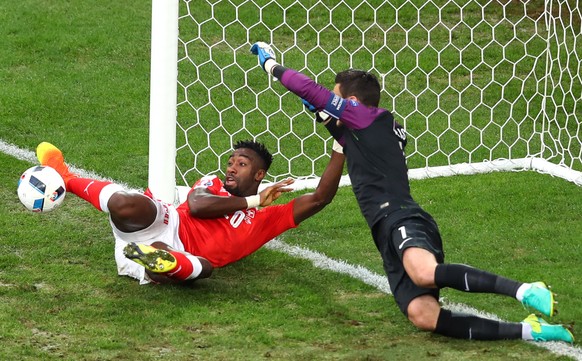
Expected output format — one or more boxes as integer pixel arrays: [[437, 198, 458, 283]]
[[410, 270, 436, 288], [407, 300, 439, 331], [107, 191, 136, 218], [403, 249, 438, 288], [108, 192, 157, 232], [405, 264, 436, 288]]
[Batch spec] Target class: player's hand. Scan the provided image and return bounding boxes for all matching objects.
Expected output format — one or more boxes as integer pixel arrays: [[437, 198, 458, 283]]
[[302, 98, 332, 124], [302, 98, 317, 112], [259, 178, 294, 206], [250, 42, 276, 72]]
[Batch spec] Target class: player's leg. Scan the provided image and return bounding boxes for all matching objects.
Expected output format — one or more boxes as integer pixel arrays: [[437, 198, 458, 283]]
[[403, 284, 573, 342], [434, 263, 556, 317], [434, 305, 573, 341], [405, 294, 522, 339], [392, 259, 523, 340], [36, 142, 120, 211], [123, 241, 213, 283], [378, 219, 573, 342], [112, 202, 212, 284], [395, 216, 556, 318], [37, 142, 156, 232]]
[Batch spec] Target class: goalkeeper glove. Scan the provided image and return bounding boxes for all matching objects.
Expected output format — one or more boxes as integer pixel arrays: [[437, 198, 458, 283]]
[[250, 42, 278, 74], [301, 98, 317, 112], [302, 98, 332, 124]]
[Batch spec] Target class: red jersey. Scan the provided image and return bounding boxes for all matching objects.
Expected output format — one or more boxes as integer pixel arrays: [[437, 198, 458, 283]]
[[176, 175, 297, 267]]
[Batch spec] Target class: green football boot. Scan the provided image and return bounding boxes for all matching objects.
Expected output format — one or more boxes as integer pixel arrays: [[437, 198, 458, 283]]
[[123, 243, 177, 273], [521, 282, 556, 317], [523, 314, 574, 343]]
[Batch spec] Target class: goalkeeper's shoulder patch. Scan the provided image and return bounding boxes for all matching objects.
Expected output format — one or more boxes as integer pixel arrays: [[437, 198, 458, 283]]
[[324, 94, 347, 119]]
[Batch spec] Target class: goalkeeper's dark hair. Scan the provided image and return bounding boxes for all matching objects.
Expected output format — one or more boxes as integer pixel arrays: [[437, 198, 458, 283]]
[[234, 140, 273, 171], [335, 69, 381, 107]]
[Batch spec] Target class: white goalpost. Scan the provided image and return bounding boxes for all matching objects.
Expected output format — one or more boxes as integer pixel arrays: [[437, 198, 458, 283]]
[[148, 0, 582, 203], [148, 0, 179, 203]]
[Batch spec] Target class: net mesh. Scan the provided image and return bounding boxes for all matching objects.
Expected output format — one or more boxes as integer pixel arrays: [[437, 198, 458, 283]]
[[175, 0, 581, 186]]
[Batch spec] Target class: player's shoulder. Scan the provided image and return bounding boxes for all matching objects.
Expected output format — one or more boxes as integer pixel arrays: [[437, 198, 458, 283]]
[[193, 175, 221, 188], [192, 175, 232, 198]]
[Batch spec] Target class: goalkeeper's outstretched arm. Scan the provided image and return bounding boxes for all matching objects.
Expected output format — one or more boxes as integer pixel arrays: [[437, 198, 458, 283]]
[[251, 42, 345, 142], [250, 42, 386, 138]]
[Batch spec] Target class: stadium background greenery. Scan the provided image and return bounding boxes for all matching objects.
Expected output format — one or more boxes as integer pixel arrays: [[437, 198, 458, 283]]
[[1, 0, 580, 360]]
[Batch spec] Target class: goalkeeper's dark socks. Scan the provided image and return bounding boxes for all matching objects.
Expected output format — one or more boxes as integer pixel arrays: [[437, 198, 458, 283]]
[[434, 263, 521, 297], [67, 178, 123, 212], [435, 309, 522, 340], [164, 251, 202, 281]]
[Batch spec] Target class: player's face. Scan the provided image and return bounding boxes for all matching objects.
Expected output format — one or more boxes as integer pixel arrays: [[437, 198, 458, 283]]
[[224, 148, 265, 196]]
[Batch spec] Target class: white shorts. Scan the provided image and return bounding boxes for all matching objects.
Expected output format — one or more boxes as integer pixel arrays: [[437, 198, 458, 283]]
[[112, 196, 185, 284]]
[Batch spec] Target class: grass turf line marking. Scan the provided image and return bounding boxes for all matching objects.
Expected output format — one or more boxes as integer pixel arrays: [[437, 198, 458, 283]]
[[2, 140, 137, 192], [265, 241, 581, 359], [2, 138, 580, 360]]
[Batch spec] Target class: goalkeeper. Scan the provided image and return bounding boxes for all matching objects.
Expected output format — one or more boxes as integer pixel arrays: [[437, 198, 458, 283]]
[[251, 41, 573, 343]]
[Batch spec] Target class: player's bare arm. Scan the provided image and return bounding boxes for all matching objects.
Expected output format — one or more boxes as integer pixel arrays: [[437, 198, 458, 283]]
[[292, 150, 345, 224], [187, 187, 250, 219], [187, 178, 294, 218]]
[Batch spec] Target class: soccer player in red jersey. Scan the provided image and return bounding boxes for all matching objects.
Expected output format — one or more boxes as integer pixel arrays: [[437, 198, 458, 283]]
[[36, 139, 345, 285]]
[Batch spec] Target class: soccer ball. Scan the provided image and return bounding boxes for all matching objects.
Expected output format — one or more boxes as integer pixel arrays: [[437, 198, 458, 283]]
[[17, 165, 66, 212]]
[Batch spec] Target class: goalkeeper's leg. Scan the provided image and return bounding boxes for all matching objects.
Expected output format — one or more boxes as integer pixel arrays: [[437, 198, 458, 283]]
[[408, 295, 573, 342], [435, 307, 572, 342], [434, 264, 556, 317], [397, 222, 556, 318]]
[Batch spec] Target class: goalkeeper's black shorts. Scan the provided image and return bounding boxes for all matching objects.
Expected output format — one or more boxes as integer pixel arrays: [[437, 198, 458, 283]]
[[372, 210, 445, 315]]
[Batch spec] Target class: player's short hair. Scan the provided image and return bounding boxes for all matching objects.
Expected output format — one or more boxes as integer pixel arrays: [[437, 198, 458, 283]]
[[234, 140, 273, 171], [335, 69, 381, 107]]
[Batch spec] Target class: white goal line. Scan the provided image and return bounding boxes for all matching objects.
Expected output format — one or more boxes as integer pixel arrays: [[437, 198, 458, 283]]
[[256, 157, 582, 193]]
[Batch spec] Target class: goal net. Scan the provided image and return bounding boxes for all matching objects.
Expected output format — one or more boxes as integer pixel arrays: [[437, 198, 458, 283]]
[[148, 0, 582, 202]]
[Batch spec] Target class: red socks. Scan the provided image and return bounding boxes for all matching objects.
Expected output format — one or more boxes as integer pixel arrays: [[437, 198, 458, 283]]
[[67, 178, 112, 211], [165, 251, 198, 280]]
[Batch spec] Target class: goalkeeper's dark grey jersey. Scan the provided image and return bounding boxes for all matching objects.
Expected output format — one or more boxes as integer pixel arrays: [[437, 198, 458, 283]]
[[279, 68, 424, 228]]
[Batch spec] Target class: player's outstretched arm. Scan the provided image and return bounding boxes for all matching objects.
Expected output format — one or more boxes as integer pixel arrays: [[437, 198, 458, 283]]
[[291, 149, 345, 224], [251, 42, 346, 143], [188, 188, 250, 219], [188, 179, 295, 218], [257, 178, 295, 207]]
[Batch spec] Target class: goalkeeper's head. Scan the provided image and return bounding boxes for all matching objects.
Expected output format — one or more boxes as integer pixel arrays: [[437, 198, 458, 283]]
[[335, 69, 381, 107]]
